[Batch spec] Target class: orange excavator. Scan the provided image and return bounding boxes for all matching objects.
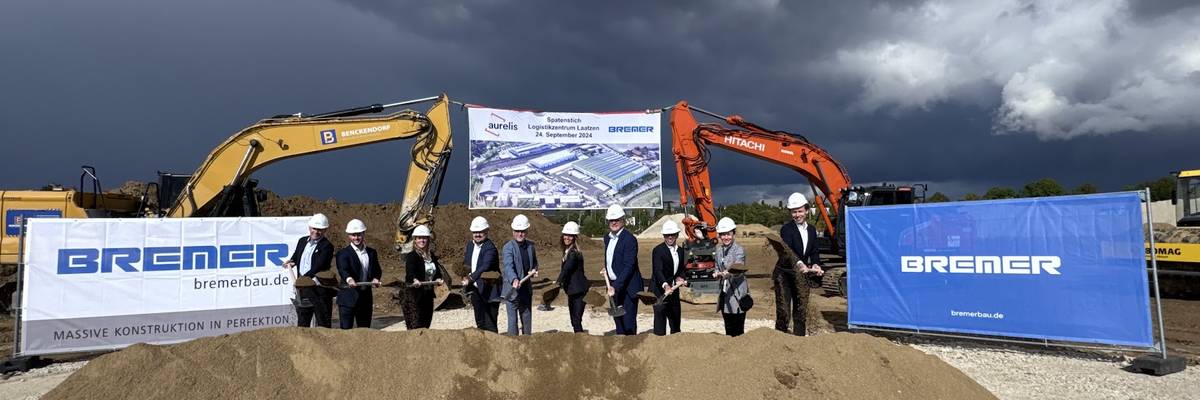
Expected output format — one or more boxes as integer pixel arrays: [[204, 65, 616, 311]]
[[669, 101, 922, 297]]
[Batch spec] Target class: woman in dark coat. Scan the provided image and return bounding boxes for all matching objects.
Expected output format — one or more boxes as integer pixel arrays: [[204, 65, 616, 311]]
[[404, 225, 443, 329], [556, 221, 589, 333]]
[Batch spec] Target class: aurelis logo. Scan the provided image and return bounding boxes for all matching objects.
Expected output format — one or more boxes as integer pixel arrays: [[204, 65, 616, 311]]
[[485, 113, 518, 137]]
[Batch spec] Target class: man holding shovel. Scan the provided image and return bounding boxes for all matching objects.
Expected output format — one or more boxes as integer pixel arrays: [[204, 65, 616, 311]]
[[651, 220, 687, 335], [501, 214, 538, 335], [283, 213, 336, 328], [774, 193, 823, 336], [463, 216, 501, 332], [602, 204, 644, 335]]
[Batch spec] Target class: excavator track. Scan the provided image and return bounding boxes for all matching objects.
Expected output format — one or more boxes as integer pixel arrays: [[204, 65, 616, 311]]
[[822, 267, 847, 297]]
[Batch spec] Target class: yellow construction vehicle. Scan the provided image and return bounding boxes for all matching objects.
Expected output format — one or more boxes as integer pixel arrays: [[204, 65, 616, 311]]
[[1147, 168, 1200, 297], [1, 95, 454, 307]]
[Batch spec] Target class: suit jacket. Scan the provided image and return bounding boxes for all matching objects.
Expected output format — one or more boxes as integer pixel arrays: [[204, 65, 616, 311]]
[[404, 251, 444, 286], [289, 236, 334, 278], [501, 239, 538, 303], [603, 229, 644, 299], [651, 242, 687, 297], [557, 247, 588, 296], [335, 245, 382, 307], [776, 221, 820, 273], [464, 239, 501, 303]]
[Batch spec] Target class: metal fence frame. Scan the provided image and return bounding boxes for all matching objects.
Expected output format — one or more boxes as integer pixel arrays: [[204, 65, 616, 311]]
[[848, 189, 1170, 357]]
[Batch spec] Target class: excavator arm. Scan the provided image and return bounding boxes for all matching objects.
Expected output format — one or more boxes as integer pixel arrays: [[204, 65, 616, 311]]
[[670, 100, 851, 241], [165, 94, 453, 250]]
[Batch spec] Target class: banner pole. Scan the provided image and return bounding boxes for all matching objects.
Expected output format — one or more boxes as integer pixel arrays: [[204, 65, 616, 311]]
[[1143, 188, 1168, 359], [12, 219, 27, 357]]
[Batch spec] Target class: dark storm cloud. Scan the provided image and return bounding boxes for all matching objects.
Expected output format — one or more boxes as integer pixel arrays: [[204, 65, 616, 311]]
[[1, 0, 1197, 206]]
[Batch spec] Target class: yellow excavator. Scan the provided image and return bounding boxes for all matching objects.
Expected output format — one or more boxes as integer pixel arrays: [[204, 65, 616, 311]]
[[1148, 168, 1200, 298], [1, 94, 454, 307]]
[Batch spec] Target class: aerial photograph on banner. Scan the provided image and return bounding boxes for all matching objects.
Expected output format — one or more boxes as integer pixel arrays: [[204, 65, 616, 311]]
[[467, 107, 663, 209]]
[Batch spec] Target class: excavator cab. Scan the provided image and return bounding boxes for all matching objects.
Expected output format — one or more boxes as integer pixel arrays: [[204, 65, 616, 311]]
[[156, 172, 261, 218], [1174, 169, 1200, 227], [831, 184, 927, 256]]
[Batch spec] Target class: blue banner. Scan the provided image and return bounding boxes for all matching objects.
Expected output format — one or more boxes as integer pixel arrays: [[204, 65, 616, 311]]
[[846, 192, 1153, 347], [6, 209, 62, 236]]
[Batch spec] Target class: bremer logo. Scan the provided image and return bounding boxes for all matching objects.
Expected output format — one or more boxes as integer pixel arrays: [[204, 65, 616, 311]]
[[723, 136, 766, 152], [608, 126, 655, 133], [57, 244, 289, 274], [901, 256, 1062, 275], [485, 113, 517, 137]]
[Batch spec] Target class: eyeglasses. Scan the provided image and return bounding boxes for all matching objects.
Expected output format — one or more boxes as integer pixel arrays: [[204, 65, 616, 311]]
[[513, 230, 527, 234]]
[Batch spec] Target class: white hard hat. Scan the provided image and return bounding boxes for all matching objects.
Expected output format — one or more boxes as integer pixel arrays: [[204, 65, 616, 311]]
[[308, 213, 330, 229], [562, 221, 580, 235], [345, 219, 366, 234], [787, 192, 809, 209], [511, 214, 531, 230], [605, 204, 625, 220], [412, 224, 431, 237], [716, 217, 737, 234], [661, 220, 681, 235], [469, 216, 490, 232]]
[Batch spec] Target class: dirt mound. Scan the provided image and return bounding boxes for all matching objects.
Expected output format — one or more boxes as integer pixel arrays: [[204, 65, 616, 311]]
[[258, 193, 597, 313], [44, 328, 995, 400], [637, 213, 686, 240]]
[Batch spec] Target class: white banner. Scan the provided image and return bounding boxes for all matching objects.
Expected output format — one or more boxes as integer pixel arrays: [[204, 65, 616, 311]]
[[18, 217, 307, 356], [467, 106, 663, 209]]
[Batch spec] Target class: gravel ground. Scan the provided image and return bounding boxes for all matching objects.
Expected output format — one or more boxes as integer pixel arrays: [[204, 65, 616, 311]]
[[0, 361, 86, 400], [909, 340, 1200, 400]]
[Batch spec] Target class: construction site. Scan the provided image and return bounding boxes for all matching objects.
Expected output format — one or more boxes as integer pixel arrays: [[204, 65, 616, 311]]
[[0, 89, 1196, 399], [5, 2, 1200, 397]]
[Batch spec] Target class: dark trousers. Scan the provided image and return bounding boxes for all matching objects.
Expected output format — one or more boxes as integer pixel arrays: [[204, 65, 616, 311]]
[[612, 290, 638, 335], [471, 294, 500, 333], [773, 268, 810, 336], [296, 287, 334, 328], [722, 312, 746, 337], [339, 298, 373, 329], [567, 292, 586, 333], [404, 289, 435, 329], [505, 300, 533, 335], [652, 293, 681, 336]]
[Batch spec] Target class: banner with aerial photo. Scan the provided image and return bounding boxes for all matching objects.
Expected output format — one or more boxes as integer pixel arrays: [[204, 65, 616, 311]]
[[467, 106, 663, 209]]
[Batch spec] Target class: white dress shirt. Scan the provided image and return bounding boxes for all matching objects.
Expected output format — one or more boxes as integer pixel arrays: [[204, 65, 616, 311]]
[[606, 229, 623, 280], [299, 238, 319, 275], [353, 244, 369, 281], [471, 241, 483, 273], [669, 244, 681, 275]]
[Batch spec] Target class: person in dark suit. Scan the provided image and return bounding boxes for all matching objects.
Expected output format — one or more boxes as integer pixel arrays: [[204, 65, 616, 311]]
[[651, 220, 687, 336], [556, 221, 588, 333], [404, 225, 444, 330], [463, 216, 501, 332], [774, 192, 823, 336], [283, 213, 336, 328], [335, 219, 382, 329], [602, 204, 644, 335], [501, 214, 538, 335]]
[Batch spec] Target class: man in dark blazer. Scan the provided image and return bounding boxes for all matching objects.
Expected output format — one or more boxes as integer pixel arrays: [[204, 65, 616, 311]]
[[602, 204, 644, 335], [651, 220, 687, 336], [775, 193, 823, 336], [336, 219, 382, 329], [463, 216, 501, 332], [284, 213, 336, 328]]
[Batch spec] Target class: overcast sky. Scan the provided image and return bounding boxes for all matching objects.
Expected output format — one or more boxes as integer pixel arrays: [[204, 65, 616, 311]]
[[3, 0, 1199, 206]]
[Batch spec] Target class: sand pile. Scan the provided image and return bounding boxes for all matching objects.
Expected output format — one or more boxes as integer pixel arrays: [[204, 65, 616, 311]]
[[44, 328, 994, 400], [637, 213, 686, 240]]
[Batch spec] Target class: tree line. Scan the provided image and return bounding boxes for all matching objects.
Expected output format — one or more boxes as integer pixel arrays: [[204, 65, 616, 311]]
[[549, 175, 1177, 235]]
